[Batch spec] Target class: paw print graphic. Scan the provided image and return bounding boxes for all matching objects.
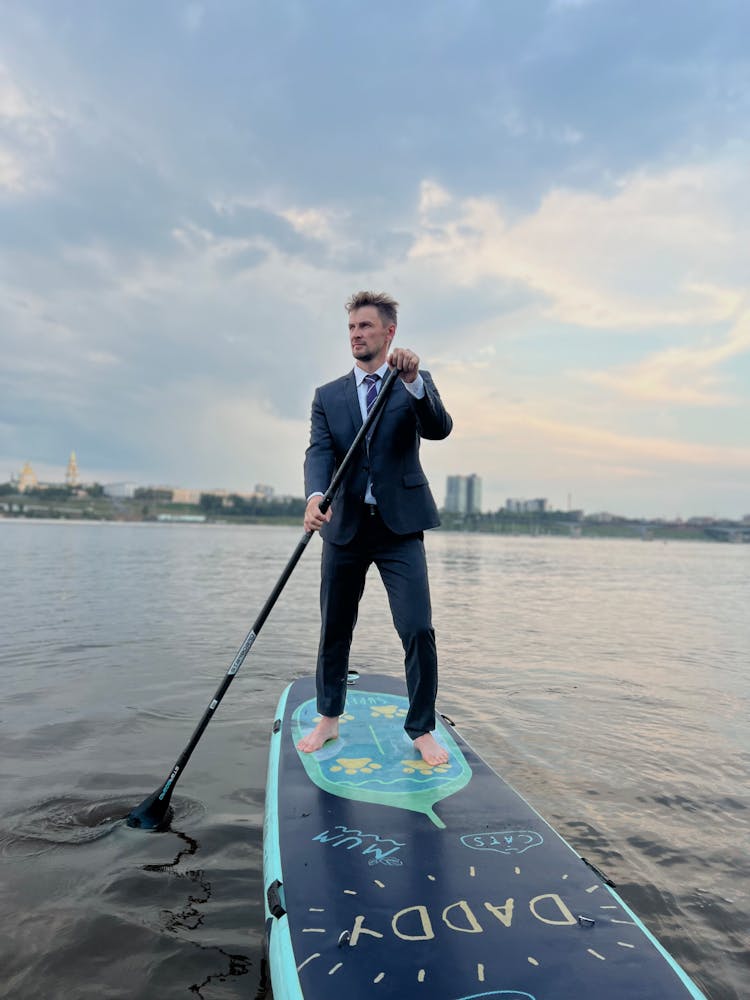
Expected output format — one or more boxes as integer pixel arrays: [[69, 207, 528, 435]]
[[401, 758, 452, 776], [371, 704, 408, 719], [330, 757, 383, 776], [313, 712, 355, 725]]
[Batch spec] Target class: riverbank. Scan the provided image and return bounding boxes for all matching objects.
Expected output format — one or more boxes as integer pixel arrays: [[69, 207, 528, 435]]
[[2, 492, 748, 542]]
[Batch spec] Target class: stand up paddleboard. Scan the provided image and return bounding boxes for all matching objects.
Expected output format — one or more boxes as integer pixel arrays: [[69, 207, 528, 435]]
[[263, 672, 706, 1000]]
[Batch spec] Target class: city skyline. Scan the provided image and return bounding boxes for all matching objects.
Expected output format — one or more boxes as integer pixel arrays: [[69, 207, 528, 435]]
[[7, 455, 749, 523], [3, 3, 750, 520]]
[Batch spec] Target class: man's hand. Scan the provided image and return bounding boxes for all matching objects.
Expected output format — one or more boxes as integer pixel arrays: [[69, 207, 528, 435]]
[[304, 495, 332, 532], [388, 347, 419, 384]]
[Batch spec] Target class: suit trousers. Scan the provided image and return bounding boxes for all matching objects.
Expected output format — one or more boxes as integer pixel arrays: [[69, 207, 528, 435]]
[[315, 505, 438, 739]]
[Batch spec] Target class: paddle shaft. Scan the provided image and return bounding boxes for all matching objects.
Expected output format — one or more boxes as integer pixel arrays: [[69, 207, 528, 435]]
[[129, 366, 400, 824]]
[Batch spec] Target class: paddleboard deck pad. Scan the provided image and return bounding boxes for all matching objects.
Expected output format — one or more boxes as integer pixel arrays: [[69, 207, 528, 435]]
[[263, 672, 705, 999]]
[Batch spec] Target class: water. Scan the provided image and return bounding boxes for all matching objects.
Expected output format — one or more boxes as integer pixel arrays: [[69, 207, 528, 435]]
[[0, 521, 748, 999]]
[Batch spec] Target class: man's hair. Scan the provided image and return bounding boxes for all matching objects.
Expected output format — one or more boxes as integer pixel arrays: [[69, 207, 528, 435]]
[[345, 290, 399, 328]]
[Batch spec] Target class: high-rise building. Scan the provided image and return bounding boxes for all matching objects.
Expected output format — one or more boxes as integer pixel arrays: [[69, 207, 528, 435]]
[[445, 475, 467, 514], [466, 474, 482, 514], [445, 474, 482, 514]]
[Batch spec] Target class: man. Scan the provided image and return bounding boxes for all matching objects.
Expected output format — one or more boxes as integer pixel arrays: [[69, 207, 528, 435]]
[[297, 290, 453, 766]]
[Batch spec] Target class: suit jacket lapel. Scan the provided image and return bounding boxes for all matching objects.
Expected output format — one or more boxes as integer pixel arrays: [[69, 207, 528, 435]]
[[345, 371, 362, 432]]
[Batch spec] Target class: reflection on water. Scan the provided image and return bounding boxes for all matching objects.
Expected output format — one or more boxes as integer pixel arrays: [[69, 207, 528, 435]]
[[0, 521, 748, 998]]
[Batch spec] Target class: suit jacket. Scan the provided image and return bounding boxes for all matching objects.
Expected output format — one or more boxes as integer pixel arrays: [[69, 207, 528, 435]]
[[304, 369, 453, 545]]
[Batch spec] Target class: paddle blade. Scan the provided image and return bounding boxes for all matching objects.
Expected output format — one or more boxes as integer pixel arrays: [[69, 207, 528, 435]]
[[126, 786, 174, 830]]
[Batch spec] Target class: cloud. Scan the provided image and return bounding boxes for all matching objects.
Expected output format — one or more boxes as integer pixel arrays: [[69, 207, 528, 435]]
[[575, 309, 750, 405], [107, 376, 311, 493], [0, 62, 33, 120], [440, 369, 750, 470], [410, 161, 749, 329], [0, 61, 61, 194], [0, 148, 24, 192], [549, 0, 602, 9], [183, 3, 205, 34], [3, 4, 749, 518], [417, 351, 750, 518]]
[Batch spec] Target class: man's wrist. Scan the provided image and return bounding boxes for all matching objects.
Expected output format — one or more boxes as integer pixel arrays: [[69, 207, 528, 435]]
[[401, 372, 425, 398]]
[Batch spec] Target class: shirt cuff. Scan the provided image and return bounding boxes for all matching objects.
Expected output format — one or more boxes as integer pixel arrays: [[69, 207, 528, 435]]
[[306, 491, 324, 502], [401, 373, 425, 399]]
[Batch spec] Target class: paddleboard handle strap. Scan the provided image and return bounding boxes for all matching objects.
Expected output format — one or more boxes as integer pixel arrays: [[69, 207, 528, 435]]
[[266, 879, 286, 919]]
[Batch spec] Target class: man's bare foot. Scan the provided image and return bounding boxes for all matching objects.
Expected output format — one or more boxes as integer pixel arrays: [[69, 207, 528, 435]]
[[412, 732, 449, 766], [297, 716, 339, 753]]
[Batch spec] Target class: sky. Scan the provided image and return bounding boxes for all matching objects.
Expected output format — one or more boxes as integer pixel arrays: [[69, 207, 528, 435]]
[[2, 0, 749, 519]]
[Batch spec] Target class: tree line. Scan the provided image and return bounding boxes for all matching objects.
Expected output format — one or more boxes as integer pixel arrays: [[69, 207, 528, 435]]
[[199, 493, 306, 518]]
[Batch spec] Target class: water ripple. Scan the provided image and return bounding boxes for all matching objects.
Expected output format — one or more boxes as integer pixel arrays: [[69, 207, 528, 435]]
[[1, 794, 207, 856], [0, 796, 127, 855]]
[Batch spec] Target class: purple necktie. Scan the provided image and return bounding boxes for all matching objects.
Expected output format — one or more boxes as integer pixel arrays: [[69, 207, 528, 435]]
[[364, 373, 380, 413]]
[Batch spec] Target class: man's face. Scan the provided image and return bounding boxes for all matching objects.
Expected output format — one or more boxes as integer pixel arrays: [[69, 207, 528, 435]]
[[349, 306, 395, 365]]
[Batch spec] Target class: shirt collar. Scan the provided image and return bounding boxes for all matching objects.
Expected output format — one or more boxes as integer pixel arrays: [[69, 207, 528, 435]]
[[353, 362, 389, 386]]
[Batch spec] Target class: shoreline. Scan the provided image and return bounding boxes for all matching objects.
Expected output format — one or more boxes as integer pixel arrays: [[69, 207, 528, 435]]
[[2, 510, 748, 543]]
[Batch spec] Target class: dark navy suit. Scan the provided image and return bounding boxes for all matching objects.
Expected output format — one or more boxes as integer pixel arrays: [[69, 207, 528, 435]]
[[304, 369, 452, 738]]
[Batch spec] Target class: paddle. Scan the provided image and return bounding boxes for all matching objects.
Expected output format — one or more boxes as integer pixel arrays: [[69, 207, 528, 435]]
[[127, 365, 400, 830]]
